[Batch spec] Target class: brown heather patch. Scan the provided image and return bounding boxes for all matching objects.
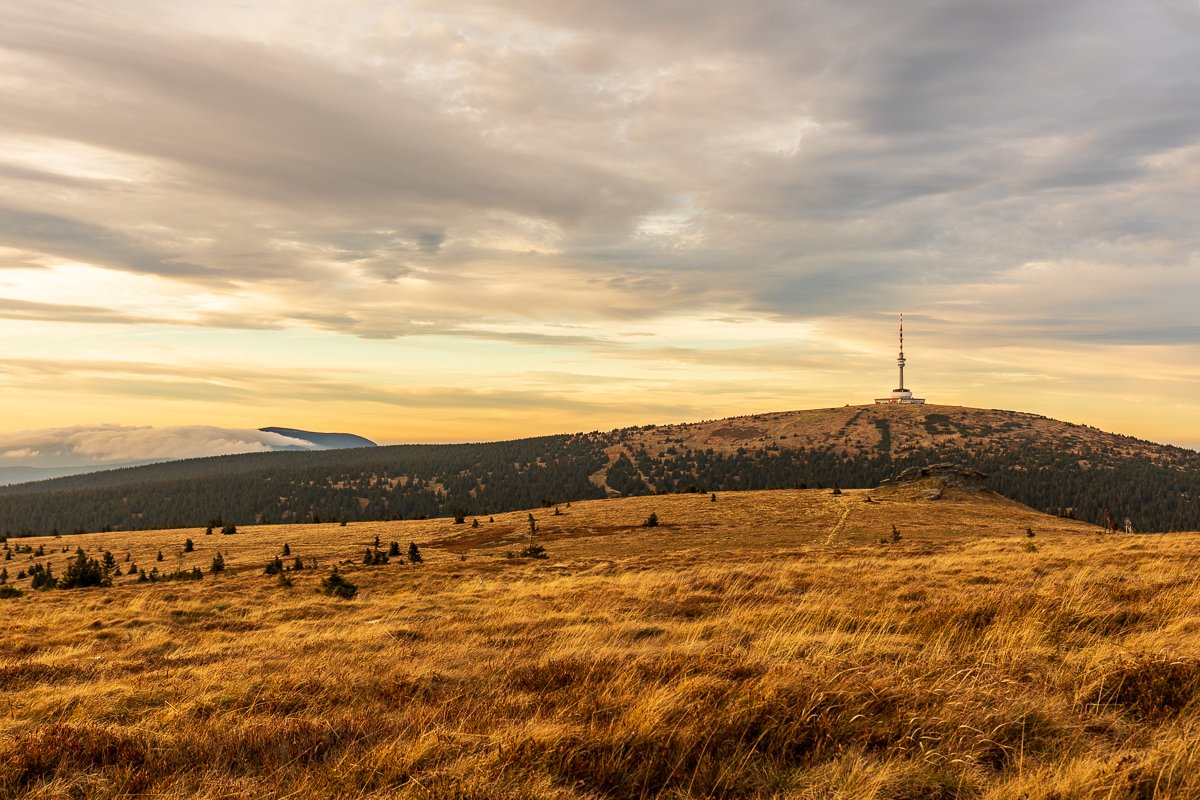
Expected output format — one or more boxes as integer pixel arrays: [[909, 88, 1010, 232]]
[[3, 487, 1200, 797]]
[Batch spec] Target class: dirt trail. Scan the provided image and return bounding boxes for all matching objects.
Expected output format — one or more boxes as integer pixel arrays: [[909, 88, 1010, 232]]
[[824, 498, 855, 546]]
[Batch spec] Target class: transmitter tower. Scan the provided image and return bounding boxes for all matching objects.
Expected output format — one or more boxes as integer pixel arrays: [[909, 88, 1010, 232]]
[[874, 313, 925, 404]]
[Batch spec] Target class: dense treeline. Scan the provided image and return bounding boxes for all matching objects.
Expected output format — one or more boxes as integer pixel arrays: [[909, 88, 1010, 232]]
[[0, 435, 607, 536], [617, 443, 1200, 532], [1, 419, 1198, 535]]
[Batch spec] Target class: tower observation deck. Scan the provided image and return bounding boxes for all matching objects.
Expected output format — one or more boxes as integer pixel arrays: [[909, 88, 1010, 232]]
[[875, 313, 925, 405]]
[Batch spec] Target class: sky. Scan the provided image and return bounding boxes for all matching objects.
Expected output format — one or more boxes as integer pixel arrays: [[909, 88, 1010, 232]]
[[2, 0, 1200, 468]]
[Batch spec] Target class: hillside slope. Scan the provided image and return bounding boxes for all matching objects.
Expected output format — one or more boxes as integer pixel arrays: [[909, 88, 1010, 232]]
[[6, 488, 1200, 798], [590, 404, 1200, 532], [0, 405, 1197, 535]]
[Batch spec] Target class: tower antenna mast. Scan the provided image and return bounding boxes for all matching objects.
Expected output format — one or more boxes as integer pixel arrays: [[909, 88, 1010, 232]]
[[874, 312, 924, 404]]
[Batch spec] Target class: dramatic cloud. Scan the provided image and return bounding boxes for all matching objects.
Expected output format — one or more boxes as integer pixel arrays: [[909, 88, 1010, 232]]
[[0, 0, 1198, 446]]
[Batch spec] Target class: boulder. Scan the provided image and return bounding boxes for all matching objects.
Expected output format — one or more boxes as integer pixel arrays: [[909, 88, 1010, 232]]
[[878, 463, 989, 489]]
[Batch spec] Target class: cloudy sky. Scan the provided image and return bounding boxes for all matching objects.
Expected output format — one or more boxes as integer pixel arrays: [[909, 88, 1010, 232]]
[[2, 0, 1199, 462]]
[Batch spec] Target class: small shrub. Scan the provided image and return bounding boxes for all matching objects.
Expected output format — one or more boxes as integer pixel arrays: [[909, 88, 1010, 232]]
[[30, 563, 57, 590], [282, 543, 290, 556], [277, 571, 293, 588], [264, 557, 284, 575], [1026, 527, 1036, 538], [292, 556, 305, 571], [59, 548, 112, 589], [645, 512, 659, 528], [1024, 541, 1039, 553], [711, 493, 717, 502], [183, 538, 194, 553], [0, 584, 21, 598], [452, 508, 467, 525], [519, 544, 548, 559], [408, 543, 423, 564], [162, 567, 203, 582], [156, 551, 164, 562], [388, 541, 401, 557], [891, 525, 902, 543], [471, 518, 479, 528], [210, 552, 226, 574], [317, 569, 357, 599], [221, 524, 237, 535]]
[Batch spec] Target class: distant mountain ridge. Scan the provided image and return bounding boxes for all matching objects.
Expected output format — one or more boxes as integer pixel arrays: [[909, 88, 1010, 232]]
[[260, 428, 377, 450], [0, 405, 1197, 535], [0, 426, 377, 487]]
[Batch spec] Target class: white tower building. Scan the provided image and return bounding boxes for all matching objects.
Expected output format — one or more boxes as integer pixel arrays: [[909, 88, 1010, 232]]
[[875, 313, 925, 404]]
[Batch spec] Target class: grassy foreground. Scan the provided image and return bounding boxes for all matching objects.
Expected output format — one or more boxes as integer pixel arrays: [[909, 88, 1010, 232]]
[[4, 484, 1200, 798]]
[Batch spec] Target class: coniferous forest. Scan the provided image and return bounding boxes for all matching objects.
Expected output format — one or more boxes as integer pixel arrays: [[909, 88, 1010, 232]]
[[1, 408, 1198, 536]]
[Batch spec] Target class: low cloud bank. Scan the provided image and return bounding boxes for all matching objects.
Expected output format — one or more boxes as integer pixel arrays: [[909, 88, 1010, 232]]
[[0, 424, 321, 469]]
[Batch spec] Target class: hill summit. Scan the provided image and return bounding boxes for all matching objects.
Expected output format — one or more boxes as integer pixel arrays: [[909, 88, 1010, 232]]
[[0, 404, 1196, 535]]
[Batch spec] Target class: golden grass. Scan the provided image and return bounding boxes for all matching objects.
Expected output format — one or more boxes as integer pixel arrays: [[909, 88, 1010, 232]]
[[3, 485, 1200, 798]]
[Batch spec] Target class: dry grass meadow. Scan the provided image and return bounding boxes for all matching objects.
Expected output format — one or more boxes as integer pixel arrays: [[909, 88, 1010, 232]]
[[5, 482, 1200, 799]]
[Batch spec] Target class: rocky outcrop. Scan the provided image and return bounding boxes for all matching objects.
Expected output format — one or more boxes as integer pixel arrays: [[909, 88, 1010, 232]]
[[878, 463, 989, 489]]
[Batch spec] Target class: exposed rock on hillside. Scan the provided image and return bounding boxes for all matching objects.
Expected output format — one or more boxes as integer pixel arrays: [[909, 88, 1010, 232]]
[[879, 463, 989, 489]]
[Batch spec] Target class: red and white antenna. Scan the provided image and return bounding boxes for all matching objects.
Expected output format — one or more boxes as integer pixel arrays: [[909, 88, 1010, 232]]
[[875, 312, 924, 404]]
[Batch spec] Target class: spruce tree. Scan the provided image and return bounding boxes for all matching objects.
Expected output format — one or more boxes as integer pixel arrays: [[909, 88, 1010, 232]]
[[317, 568, 357, 599], [59, 548, 111, 589]]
